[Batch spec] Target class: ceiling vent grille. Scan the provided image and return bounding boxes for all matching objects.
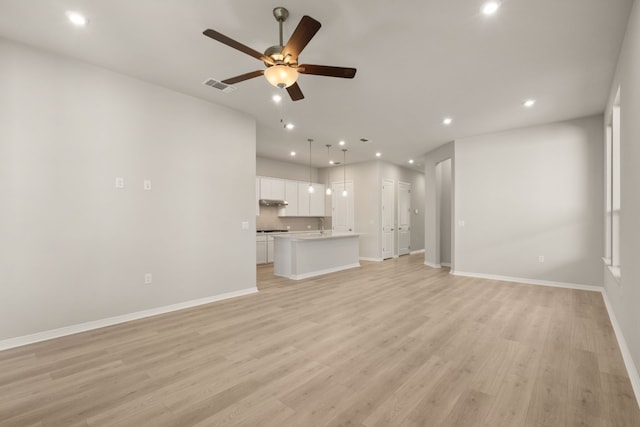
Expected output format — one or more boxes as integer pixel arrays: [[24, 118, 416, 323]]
[[202, 78, 236, 93]]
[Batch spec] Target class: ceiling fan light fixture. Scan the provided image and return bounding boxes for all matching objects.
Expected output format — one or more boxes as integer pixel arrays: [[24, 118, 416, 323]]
[[482, 1, 501, 15], [264, 65, 298, 88], [65, 11, 88, 27]]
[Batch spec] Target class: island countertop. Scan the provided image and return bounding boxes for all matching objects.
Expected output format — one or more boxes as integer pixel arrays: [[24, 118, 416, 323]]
[[271, 232, 359, 241]]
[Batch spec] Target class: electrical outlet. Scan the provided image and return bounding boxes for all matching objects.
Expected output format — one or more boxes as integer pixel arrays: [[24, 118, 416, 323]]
[[144, 273, 152, 284], [143, 179, 152, 191], [538, 255, 545, 263], [115, 177, 125, 189]]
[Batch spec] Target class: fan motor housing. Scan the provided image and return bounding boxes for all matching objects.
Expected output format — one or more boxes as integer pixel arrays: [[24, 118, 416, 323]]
[[264, 45, 297, 66]]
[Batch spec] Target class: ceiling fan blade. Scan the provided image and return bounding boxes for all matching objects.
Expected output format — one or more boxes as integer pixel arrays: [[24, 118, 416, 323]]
[[298, 64, 357, 79], [286, 82, 305, 101], [203, 29, 273, 65], [222, 70, 264, 85], [282, 16, 321, 60]]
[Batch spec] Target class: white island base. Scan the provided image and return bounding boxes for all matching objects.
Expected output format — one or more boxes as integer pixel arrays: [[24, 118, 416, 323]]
[[273, 233, 360, 280]]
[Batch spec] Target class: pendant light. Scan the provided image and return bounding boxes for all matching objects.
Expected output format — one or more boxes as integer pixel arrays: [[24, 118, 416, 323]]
[[308, 139, 314, 193], [325, 144, 333, 196], [342, 149, 348, 197]]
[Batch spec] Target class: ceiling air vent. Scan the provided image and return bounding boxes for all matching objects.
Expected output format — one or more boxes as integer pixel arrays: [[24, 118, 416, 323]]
[[202, 78, 236, 93]]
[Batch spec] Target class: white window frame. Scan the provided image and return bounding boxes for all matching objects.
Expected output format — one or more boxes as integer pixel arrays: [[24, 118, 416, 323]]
[[605, 87, 621, 281]]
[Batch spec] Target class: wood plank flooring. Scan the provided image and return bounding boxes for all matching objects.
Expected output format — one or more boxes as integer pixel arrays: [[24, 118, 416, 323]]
[[0, 254, 638, 426]]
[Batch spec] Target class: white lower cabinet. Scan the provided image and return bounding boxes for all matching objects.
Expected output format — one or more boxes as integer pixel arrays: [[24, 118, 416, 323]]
[[257, 235, 275, 264], [256, 235, 267, 264], [267, 237, 274, 263]]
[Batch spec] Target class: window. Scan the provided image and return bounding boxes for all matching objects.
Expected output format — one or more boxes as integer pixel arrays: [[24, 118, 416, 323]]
[[605, 87, 621, 280]]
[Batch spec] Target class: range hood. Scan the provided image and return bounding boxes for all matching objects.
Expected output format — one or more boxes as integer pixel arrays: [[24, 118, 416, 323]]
[[259, 199, 288, 207]]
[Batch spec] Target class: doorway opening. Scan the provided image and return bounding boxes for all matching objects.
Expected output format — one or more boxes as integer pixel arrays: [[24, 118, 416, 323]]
[[398, 181, 411, 256], [435, 159, 452, 267], [382, 179, 395, 259]]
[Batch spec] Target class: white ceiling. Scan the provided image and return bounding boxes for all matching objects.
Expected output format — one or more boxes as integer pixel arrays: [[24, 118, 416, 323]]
[[0, 0, 633, 170]]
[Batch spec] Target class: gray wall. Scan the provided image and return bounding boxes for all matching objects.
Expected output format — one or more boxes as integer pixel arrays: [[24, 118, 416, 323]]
[[453, 115, 604, 286], [321, 162, 380, 259], [603, 0, 640, 390], [256, 156, 318, 182], [0, 39, 257, 341], [423, 142, 455, 267]]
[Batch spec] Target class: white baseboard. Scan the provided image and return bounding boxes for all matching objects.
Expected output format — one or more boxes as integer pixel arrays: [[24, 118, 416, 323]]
[[441, 262, 451, 267], [360, 257, 383, 262], [424, 261, 442, 269], [410, 249, 425, 255], [601, 290, 640, 409], [0, 287, 258, 351], [450, 270, 602, 292], [284, 263, 361, 280]]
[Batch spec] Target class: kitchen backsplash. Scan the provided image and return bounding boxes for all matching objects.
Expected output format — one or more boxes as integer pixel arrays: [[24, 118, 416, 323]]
[[257, 206, 331, 231]]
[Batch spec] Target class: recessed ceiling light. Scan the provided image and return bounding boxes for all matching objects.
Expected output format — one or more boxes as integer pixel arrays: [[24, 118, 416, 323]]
[[272, 94, 282, 103], [285, 123, 294, 130], [339, 140, 345, 146], [482, 1, 501, 15], [409, 159, 415, 164], [523, 99, 536, 108], [443, 117, 453, 125], [290, 151, 296, 156], [329, 160, 335, 165], [65, 11, 88, 27], [376, 152, 382, 157]]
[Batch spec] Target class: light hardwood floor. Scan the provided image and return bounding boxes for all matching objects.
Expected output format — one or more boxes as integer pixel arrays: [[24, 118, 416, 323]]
[[0, 254, 638, 426]]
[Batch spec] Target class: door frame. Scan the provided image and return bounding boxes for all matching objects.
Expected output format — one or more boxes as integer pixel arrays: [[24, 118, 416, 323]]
[[397, 181, 411, 256], [381, 178, 395, 260]]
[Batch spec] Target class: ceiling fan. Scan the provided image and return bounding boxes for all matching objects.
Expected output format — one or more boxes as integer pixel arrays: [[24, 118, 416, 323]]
[[203, 7, 357, 101]]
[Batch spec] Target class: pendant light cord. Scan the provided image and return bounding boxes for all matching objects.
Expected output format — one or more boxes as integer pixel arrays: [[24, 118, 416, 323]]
[[308, 139, 313, 188], [342, 149, 347, 195], [280, 87, 286, 127]]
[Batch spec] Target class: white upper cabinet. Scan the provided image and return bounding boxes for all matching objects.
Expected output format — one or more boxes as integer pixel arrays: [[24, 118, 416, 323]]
[[259, 177, 285, 200], [309, 183, 325, 217], [297, 182, 311, 216], [278, 180, 299, 217], [257, 176, 325, 217]]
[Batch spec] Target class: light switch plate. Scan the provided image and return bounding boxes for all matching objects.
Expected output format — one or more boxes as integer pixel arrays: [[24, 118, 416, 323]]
[[115, 177, 125, 189], [241, 221, 249, 230], [143, 179, 152, 191], [144, 273, 152, 284], [458, 220, 465, 227]]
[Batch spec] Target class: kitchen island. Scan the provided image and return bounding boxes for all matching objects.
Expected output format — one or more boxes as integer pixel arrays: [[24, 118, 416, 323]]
[[273, 232, 360, 280]]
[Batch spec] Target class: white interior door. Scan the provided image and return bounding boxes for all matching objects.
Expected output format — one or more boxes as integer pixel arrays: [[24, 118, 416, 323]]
[[398, 182, 411, 256], [332, 181, 354, 232], [382, 179, 395, 259]]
